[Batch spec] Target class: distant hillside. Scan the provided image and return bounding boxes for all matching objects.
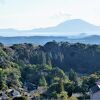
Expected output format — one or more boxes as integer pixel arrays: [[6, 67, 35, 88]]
[[0, 35, 100, 45], [0, 36, 68, 45], [68, 35, 100, 44]]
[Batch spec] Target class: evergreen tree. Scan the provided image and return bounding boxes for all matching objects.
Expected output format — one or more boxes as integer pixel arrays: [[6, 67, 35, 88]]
[[69, 69, 78, 83], [0, 69, 7, 90], [57, 78, 64, 93], [38, 75, 47, 86]]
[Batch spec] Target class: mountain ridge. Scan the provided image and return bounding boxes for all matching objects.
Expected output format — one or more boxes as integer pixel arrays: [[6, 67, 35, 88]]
[[0, 35, 100, 45], [0, 19, 100, 36], [31, 19, 100, 33]]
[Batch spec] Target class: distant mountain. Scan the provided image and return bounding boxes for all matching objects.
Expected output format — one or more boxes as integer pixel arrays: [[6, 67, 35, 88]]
[[1, 19, 100, 36], [31, 19, 100, 34], [0, 35, 100, 45], [0, 36, 68, 45], [68, 35, 100, 44], [1, 19, 100, 45]]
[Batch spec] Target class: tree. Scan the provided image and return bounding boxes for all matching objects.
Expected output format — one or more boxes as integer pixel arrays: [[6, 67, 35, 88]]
[[6, 68, 21, 88], [46, 81, 68, 100], [69, 69, 78, 84], [64, 82, 74, 97], [49, 91, 68, 100], [38, 75, 47, 86], [81, 83, 89, 94], [0, 69, 7, 90], [57, 78, 64, 93], [57, 91, 68, 100], [80, 74, 99, 94]]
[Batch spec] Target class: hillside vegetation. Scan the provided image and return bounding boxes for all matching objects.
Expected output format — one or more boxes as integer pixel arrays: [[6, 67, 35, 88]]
[[1, 41, 99, 73], [0, 41, 100, 99]]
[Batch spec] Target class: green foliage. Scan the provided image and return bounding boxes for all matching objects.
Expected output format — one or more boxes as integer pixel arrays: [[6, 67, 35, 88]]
[[0, 42, 99, 99], [57, 79, 64, 93], [8, 42, 100, 74], [69, 96, 78, 100], [64, 82, 74, 97], [50, 67, 68, 84], [69, 69, 78, 83], [57, 91, 68, 100], [0, 81, 6, 90], [38, 75, 47, 86], [48, 91, 68, 100], [45, 78, 68, 99], [0, 69, 7, 90], [80, 73, 100, 94]]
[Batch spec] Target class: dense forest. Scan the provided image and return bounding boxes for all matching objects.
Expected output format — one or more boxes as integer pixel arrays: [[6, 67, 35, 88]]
[[1, 41, 100, 73], [0, 41, 100, 100]]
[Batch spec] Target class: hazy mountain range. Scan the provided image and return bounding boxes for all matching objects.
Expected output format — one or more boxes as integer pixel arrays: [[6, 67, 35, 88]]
[[31, 19, 100, 34], [1, 19, 100, 36], [0, 35, 100, 45], [0, 19, 100, 45]]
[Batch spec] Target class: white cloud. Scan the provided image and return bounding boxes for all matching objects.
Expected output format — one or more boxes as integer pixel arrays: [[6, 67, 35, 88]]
[[51, 11, 72, 20]]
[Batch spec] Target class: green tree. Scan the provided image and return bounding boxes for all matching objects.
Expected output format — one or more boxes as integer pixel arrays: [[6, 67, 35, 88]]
[[64, 82, 74, 97], [69, 69, 78, 84], [0, 69, 7, 90], [38, 75, 47, 86], [57, 78, 64, 93]]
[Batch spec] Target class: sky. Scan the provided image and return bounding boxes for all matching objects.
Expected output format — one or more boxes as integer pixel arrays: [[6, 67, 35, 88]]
[[0, 0, 100, 30]]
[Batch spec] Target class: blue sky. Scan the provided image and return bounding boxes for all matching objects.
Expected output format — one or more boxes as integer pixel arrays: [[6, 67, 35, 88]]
[[0, 0, 100, 30]]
